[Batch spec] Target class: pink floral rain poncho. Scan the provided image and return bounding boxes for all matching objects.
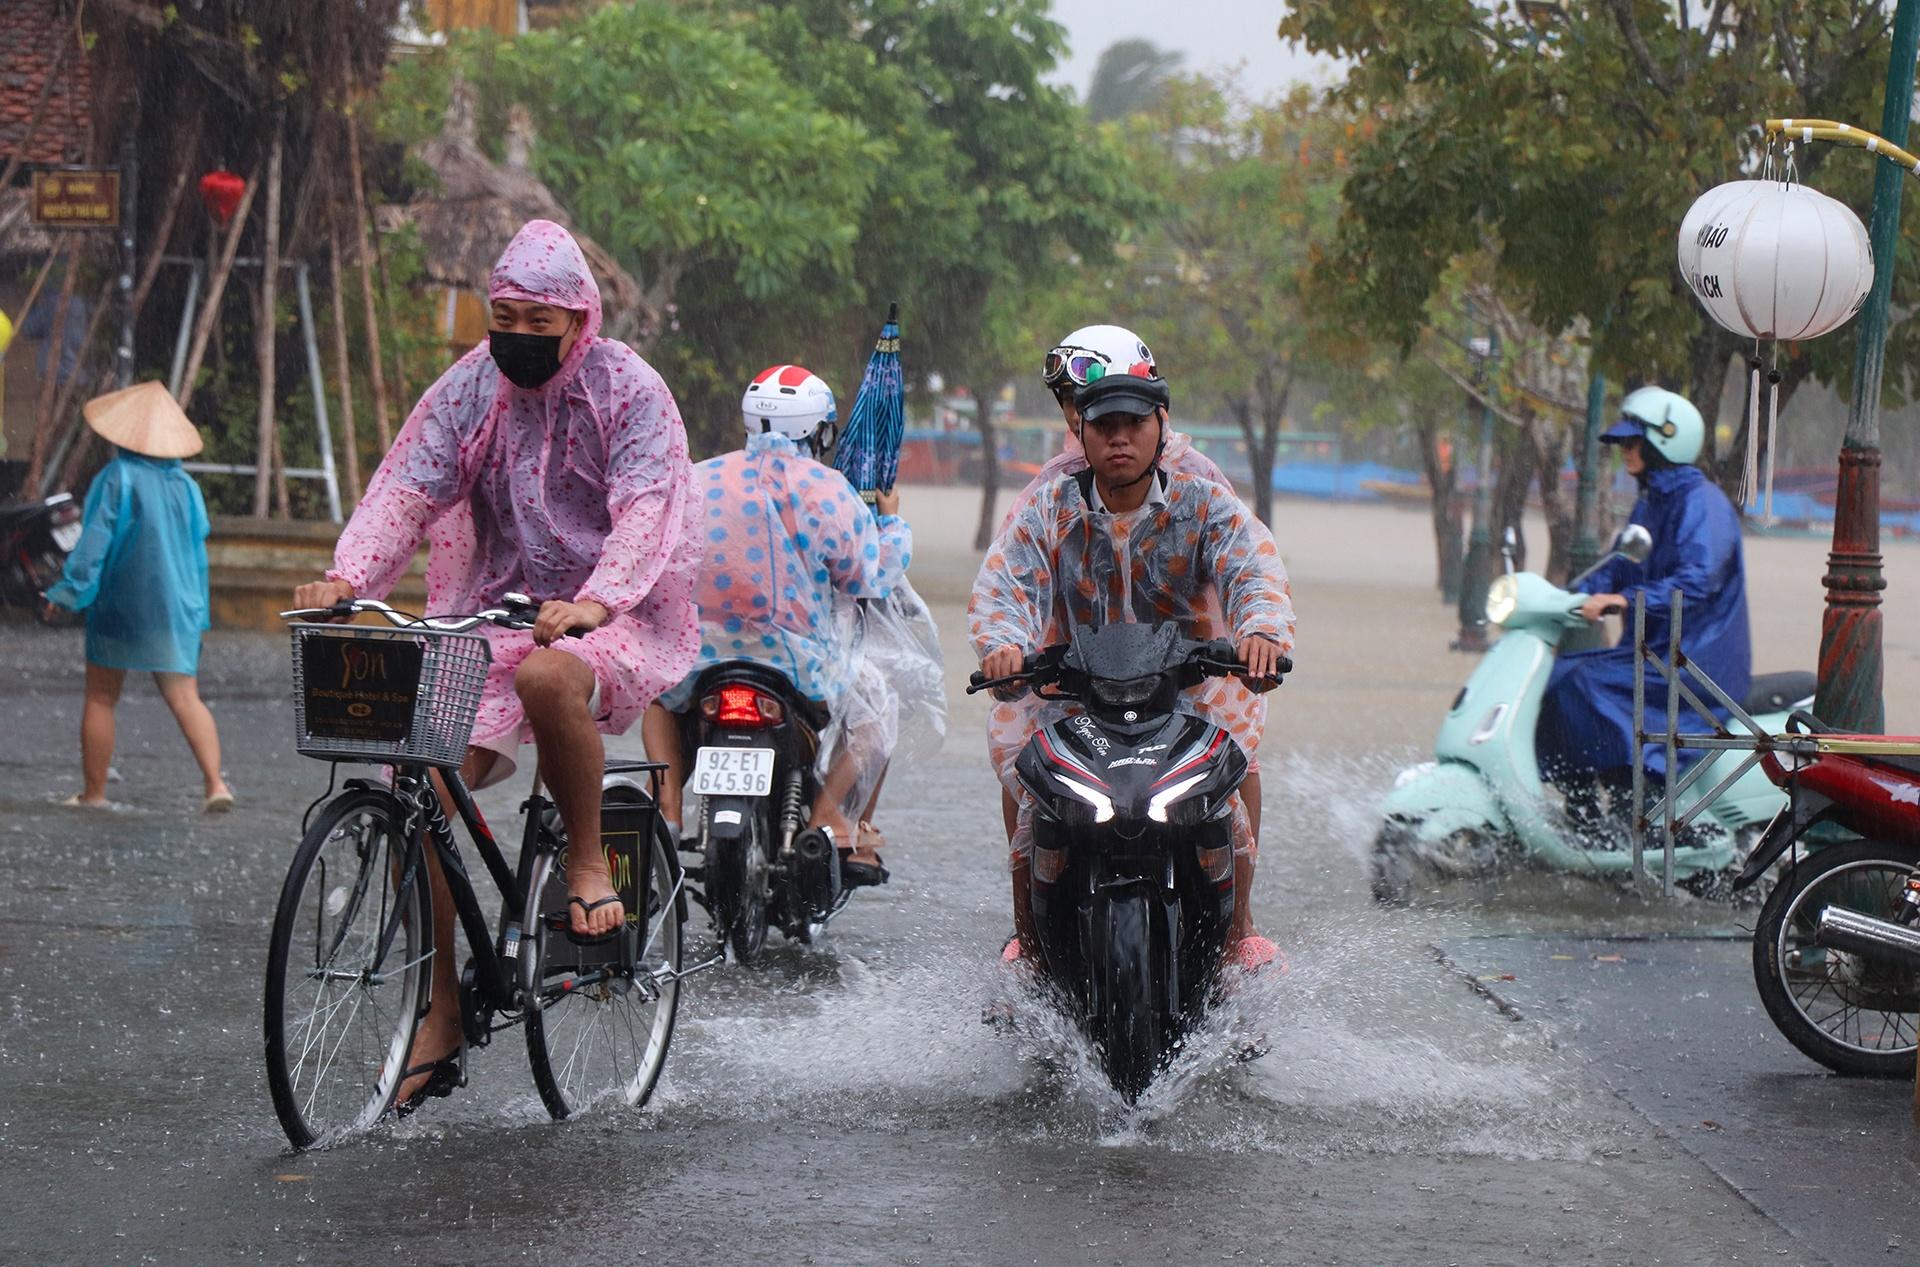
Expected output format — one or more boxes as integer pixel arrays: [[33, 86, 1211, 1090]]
[[971, 467, 1295, 861], [328, 220, 699, 777]]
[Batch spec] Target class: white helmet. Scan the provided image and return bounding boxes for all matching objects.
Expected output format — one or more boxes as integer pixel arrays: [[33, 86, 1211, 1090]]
[[1042, 324, 1158, 394], [1613, 386, 1705, 465], [742, 364, 837, 444]]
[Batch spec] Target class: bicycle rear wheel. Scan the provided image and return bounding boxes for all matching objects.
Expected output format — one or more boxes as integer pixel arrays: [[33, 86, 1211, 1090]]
[[525, 812, 683, 1119], [265, 789, 430, 1148]]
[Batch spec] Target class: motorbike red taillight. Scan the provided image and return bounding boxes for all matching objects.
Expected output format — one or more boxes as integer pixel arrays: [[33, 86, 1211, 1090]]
[[702, 684, 784, 728]]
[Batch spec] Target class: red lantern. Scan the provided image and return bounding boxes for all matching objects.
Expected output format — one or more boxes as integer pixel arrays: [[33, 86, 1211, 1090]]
[[198, 169, 245, 228]]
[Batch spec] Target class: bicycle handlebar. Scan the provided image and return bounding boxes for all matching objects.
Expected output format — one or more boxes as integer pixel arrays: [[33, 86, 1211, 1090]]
[[278, 595, 586, 637]]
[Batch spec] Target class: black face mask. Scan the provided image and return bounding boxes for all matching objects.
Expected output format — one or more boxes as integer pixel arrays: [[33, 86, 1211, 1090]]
[[489, 329, 567, 390]]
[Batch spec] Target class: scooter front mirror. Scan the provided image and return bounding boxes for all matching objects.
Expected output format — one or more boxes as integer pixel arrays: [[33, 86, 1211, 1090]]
[[1614, 524, 1652, 565]]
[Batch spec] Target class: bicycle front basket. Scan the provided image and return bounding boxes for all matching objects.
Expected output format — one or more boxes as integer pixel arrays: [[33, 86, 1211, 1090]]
[[290, 623, 491, 768]]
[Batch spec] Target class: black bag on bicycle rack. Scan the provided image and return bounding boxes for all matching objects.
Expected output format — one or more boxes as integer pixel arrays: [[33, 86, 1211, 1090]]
[[538, 791, 656, 970]]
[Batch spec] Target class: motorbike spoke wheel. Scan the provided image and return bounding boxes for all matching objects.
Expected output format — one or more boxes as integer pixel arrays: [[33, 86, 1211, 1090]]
[[264, 792, 428, 1149], [525, 819, 683, 1119], [1090, 893, 1166, 1104], [1753, 840, 1920, 1077]]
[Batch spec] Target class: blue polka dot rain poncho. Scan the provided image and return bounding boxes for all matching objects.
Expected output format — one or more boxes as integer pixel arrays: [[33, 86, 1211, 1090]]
[[684, 431, 912, 705]]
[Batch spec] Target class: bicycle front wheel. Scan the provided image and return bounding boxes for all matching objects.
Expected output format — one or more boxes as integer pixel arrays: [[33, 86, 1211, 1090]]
[[525, 814, 683, 1120], [265, 789, 431, 1148]]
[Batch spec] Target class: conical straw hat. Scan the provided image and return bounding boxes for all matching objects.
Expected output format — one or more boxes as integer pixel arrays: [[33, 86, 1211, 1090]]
[[82, 381, 203, 459]]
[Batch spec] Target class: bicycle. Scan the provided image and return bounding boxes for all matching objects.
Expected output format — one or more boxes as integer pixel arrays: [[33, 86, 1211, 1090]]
[[264, 595, 703, 1148]]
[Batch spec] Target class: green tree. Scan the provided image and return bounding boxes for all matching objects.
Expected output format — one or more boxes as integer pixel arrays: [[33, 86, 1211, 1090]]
[[1085, 38, 1185, 123], [1279, 0, 1920, 496]]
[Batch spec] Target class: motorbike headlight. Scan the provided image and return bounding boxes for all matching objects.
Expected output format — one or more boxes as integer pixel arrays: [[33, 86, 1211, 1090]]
[[1147, 773, 1207, 823], [1056, 776, 1115, 823], [1485, 574, 1518, 626], [1092, 675, 1161, 709]]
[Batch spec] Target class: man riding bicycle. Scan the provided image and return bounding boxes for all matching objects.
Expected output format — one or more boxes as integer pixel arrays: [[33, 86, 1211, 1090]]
[[642, 364, 912, 878], [293, 220, 699, 1107], [971, 345, 1295, 968]]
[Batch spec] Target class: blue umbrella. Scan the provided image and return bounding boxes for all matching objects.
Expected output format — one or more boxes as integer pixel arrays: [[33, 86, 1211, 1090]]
[[835, 303, 904, 504]]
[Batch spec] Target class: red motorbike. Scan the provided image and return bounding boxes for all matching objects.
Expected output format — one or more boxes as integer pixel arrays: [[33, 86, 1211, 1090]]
[[1734, 711, 1920, 1076]]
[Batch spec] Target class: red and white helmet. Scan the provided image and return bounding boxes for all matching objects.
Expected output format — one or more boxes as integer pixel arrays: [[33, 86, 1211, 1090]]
[[742, 364, 838, 443]]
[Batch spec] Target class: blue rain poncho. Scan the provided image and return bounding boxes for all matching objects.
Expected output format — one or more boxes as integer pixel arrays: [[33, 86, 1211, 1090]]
[[45, 450, 211, 675], [1538, 463, 1750, 778], [678, 431, 912, 705]]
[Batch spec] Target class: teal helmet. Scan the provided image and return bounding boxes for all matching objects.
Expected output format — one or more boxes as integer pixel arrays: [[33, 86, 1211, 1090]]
[[1608, 386, 1705, 465]]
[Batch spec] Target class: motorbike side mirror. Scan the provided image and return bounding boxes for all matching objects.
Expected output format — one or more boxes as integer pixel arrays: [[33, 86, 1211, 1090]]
[[1613, 525, 1653, 565]]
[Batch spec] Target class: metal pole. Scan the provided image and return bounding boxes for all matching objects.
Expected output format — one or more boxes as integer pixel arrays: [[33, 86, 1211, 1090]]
[[1631, 591, 1646, 887], [1454, 327, 1501, 651], [167, 265, 201, 399], [116, 134, 137, 390], [1664, 590, 1682, 897], [294, 265, 343, 523], [1815, 0, 1920, 733]]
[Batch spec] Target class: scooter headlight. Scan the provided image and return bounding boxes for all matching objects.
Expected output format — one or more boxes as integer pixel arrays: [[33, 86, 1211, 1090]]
[[1485, 574, 1518, 626], [1056, 776, 1115, 823], [1147, 773, 1207, 823]]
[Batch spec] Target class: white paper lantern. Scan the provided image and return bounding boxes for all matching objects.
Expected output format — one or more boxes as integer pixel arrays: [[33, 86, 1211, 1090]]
[[1676, 179, 1872, 341]]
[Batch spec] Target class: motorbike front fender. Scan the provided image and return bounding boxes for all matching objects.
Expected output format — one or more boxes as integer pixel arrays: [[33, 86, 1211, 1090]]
[[702, 797, 764, 843], [1380, 761, 1510, 844]]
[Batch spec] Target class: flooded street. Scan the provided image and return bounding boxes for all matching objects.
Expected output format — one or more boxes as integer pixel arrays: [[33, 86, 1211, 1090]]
[[3, 496, 1917, 1265]]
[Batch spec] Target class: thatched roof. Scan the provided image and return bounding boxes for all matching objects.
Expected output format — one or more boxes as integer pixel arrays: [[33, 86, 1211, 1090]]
[[388, 82, 656, 346]]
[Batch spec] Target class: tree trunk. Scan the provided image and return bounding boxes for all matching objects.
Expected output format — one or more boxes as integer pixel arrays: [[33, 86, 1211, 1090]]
[[24, 244, 82, 495], [1490, 429, 1536, 574], [129, 152, 193, 318], [327, 217, 362, 503], [1414, 406, 1464, 600], [177, 162, 261, 411], [1249, 363, 1291, 527], [972, 382, 1002, 551], [253, 118, 285, 518], [346, 110, 393, 451], [1523, 407, 1576, 581]]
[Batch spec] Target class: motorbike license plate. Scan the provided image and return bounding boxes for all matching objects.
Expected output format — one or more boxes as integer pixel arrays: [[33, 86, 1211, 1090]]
[[51, 522, 82, 552], [691, 746, 775, 797]]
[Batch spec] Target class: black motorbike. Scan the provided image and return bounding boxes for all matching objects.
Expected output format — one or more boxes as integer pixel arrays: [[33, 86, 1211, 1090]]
[[680, 659, 876, 961], [0, 490, 81, 615], [968, 622, 1287, 1102]]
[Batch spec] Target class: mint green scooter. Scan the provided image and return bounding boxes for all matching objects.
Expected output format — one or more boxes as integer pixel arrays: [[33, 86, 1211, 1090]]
[[1373, 527, 1810, 902]]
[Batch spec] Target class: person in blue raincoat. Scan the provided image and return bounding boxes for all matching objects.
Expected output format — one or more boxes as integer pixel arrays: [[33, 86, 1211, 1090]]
[[640, 364, 913, 878], [44, 382, 232, 812], [1537, 386, 1750, 784]]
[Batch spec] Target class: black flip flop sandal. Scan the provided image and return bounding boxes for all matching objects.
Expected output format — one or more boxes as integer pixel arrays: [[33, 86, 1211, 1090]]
[[565, 894, 625, 945], [836, 848, 889, 888], [394, 1051, 464, 1117]]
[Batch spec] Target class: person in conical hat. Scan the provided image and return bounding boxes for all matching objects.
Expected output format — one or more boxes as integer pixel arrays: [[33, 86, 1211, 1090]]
[[45, 381, 233, 813]]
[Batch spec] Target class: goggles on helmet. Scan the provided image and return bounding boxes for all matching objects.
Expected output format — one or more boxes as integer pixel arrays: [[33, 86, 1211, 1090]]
[[1043, 345, 1113, 390]]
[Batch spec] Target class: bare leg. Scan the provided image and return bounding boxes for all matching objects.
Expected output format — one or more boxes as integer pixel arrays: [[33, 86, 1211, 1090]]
[[153, 671, 231, 801], [807, 740, 863, 847], [641, 702, 684, 828], [77, 664, 125, 804], [399, 746, 500, 1103], [1228, 791, 1258, 943], [1010, 851, 1040, 961], [1000, 786, 1019, 839], [515, 650, 619, 938], [1243, 767, 1263, 842]]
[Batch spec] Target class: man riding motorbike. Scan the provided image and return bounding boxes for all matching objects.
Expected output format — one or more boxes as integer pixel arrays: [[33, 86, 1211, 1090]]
[[992, 325, 1270, 862], [972, 350, 1295, 969], [1537, 385, 1751, 791], [642, 364, 912, 878], [293, 220, 701, 1109]]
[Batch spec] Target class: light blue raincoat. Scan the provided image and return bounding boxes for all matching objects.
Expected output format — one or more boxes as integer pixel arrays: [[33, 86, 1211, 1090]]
[[678, 431, 911, 705], [46, 450, 211, 675]]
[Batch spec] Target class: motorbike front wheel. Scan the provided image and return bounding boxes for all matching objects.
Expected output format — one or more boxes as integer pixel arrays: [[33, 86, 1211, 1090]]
[[1752, 839, 1920, 1077], [1088, 892, 1167, 1104]]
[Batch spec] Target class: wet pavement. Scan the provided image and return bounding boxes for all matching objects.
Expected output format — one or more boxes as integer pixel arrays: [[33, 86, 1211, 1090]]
[[5, 498, 1920, 1265]]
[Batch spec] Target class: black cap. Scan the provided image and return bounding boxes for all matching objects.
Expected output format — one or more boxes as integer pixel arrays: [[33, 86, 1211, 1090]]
[[1075, 372, 1171, 422]]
